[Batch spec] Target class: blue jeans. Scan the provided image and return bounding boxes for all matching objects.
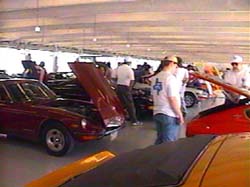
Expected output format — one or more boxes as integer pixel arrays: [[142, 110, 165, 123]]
[[153, 113, 180, 144]]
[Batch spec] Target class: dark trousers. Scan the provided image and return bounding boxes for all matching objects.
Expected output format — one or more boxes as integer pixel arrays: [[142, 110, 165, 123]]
[[116, 85, 137, 123]]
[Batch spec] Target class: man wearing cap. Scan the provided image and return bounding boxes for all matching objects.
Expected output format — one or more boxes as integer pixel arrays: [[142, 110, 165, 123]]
[[224, 55, 250, 103], [151, 55, 184, 144], [224, 55, 249, 88]]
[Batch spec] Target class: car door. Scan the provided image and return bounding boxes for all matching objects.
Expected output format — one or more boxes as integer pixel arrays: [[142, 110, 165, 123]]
[[0, 84, 16, 134], [1, 82, 39, 139], [5, 82, 49, 140]]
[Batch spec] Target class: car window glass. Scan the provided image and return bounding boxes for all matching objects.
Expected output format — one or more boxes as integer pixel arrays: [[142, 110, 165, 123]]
[[20, 82, 56, 100], [6, 84, 28, 102], [21, 82, 47, 99], [0, 85, 10, 102]]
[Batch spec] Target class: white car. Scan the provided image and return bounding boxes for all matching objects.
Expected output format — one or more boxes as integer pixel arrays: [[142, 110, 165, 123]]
[[185, 87, 209, 107], [134, 82, 208, 108]]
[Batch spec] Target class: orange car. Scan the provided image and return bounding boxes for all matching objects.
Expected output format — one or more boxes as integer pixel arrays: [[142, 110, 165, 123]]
[[25, 133, 250, 187]]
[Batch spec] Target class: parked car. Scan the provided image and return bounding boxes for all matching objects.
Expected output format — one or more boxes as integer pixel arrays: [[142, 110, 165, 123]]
[[0, 70, 11, 79], [186, 72, 250, 136], [47, 72, 153, 119], [184, 86, 208, 108], [25, 133, 250, 187], [133, 82, 208, 109], [0, 62, 125, 156]]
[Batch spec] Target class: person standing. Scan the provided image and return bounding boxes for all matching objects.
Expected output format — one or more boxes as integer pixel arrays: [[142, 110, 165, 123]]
[[115, 61, 142, 126], [151, 55, 184, 144], [224, 55, 250, 104], [174, 56, 189, 116], [38, 61, 48, 83]]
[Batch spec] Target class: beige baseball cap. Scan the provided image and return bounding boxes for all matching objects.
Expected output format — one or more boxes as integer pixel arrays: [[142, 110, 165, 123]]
[[163, 55, 178, 63]]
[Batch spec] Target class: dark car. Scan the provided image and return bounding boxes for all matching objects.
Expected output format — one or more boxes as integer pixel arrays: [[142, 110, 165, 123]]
[[47, 71, 152, 119], [0, 70, 11, 79], [0, 63, 125, 156]]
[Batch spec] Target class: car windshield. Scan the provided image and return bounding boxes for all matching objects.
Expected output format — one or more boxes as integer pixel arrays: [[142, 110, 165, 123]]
[[60, 135, 216, 187], [6, 81, 57, 102]]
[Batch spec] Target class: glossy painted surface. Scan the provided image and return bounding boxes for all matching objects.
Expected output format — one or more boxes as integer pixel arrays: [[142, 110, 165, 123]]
[[25, 151, 115, 187], [187, 72, 250, 136], [183, 133, 250, 187], [24, 133, 250, 187], [187, 103, 250, 136], [0, 78, 122, 143], [69, 62, 125, 123]]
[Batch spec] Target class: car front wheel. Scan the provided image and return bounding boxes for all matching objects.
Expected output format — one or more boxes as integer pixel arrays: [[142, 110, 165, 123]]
[[184, 92, 197, 108], [42, 124, 74, 156]]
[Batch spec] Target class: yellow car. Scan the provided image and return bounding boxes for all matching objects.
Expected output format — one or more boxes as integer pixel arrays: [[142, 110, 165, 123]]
[[26, 133, 250, 187]]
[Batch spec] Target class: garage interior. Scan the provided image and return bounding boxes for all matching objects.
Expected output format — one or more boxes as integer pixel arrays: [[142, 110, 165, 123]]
[[0, 1, 249, 187], [1, 0, 249, 62], [0, 98, 225, 187]]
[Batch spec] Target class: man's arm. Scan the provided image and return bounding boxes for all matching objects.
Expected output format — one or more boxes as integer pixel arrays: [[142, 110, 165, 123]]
[[168, 96, 184, 125], [129, 80, 135, 90]]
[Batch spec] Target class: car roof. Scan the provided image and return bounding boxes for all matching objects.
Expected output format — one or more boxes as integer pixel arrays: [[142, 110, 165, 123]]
[[61, 135, 216, 187], [0, 78, 37, 83]]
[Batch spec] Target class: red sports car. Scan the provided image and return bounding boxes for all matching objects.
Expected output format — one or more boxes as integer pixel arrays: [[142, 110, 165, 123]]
[[186, 73, 250, 136], [0, 62, 125, 156]]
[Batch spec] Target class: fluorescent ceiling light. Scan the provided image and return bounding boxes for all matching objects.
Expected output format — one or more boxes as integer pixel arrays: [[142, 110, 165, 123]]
[[34, 26, 41, 33]]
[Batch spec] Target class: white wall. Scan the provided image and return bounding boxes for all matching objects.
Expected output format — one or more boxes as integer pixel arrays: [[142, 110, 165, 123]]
[[0, 47, 79, 75], [0, 47, 160, 75]]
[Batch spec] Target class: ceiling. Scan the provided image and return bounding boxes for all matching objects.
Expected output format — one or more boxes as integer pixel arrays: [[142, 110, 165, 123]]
[[0, 0, 249, 63]]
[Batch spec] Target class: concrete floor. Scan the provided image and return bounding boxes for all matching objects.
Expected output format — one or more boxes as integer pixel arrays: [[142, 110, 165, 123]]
[[0, 97, 224, 187]]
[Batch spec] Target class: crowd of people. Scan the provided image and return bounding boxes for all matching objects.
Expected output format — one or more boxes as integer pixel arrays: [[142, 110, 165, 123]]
[[21, 53, 250, 145], [101, 55, 249, 145]]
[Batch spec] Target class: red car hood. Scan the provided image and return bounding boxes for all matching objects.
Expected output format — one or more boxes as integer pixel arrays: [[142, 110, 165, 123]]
[[69, 62, 125, 123], [191, 72, 250, 98]]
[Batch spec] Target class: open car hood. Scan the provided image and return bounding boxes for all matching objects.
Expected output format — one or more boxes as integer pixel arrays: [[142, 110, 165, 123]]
[[68, 62, 124, 122], [190, 72, 250, 98]]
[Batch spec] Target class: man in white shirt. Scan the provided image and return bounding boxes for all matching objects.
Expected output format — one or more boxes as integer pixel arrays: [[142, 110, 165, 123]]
[[174, 57, 189, 115], [224, 55, 250, 104], [151, 55, 184, 144], [114, 61, 142, 126]]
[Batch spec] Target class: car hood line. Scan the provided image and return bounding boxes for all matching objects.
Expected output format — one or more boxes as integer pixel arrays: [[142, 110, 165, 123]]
[[182, 135, 227, 187], [191, 72, 250, 98], [68, 62, 124, 124], [197, 135, 227, 187]]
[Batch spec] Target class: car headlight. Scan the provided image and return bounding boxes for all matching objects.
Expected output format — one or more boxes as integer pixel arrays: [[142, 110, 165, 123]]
[[81, 119, 87, 129], [105, 116, 124, 127]]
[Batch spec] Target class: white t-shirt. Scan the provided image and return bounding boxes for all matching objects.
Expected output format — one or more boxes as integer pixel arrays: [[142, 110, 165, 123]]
[[151, 71, 181, 117], [175, 67, 189, 96], [224, 69, 250, 88], [115, 64, 135, 86]]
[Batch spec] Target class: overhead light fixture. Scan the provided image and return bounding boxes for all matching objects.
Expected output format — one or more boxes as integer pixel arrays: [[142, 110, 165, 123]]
[[147, 48, 151, 51], [92, 15, 98, 42], [126, 44, 130, 48], [34, 26, 41, 33], [34, 0, 41, 33]]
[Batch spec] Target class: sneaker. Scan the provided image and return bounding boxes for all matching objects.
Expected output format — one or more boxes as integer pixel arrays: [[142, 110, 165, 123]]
[[132, 121, 143, 126]]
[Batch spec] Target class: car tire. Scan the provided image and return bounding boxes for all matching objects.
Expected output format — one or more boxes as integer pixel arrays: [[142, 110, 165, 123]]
[[184, 92, 197, 108], [42, 123, 74, 156]]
